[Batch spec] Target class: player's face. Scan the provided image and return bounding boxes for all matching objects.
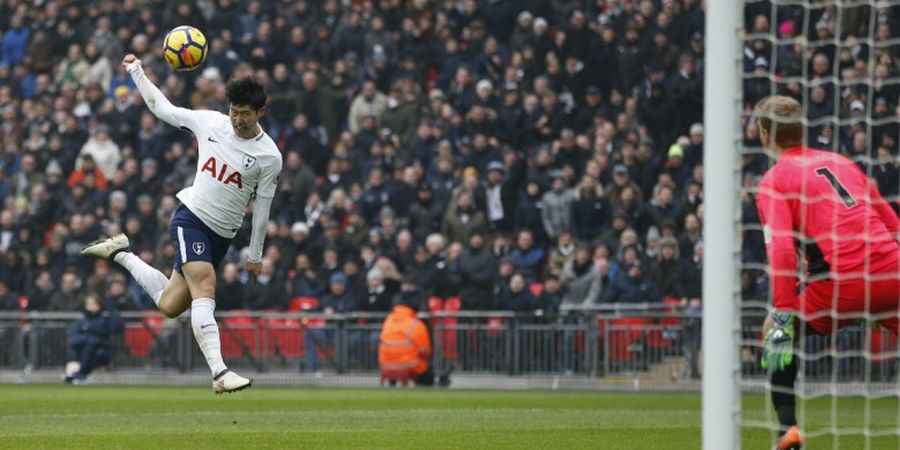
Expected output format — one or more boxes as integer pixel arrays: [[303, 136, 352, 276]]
[[229, 104, 263, 137]]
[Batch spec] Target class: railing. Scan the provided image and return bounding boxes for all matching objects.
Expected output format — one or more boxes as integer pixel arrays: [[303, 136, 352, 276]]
[[0, 307, 896, 382]]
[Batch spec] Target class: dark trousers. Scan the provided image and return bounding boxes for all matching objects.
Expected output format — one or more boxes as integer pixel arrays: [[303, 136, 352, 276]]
[[73, 339, 111, 377]]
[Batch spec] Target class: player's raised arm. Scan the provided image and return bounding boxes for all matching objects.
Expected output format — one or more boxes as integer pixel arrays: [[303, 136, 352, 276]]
[[122, 54, 200, 132]]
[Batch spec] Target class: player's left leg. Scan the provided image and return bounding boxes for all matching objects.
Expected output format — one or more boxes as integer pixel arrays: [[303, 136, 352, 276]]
[[762, 311, 802, 438], [181, 260, 252, 394]]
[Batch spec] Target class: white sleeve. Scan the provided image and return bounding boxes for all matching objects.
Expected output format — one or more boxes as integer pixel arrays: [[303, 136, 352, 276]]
[[255, 154, 282, 199], [247, 155, 282, 262], [247, 196, 272, 263], [126, 62, 203, 132]]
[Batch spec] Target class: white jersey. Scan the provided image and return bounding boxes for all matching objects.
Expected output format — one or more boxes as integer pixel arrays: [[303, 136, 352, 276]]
[[173, 110, 281, 238], [127, 64, 282, 239]]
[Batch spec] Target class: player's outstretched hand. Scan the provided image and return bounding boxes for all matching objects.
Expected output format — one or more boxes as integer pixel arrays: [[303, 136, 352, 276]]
[[246, 260, 261, 287], [761, 311, 796, 372], [122, 54, 141, 69]]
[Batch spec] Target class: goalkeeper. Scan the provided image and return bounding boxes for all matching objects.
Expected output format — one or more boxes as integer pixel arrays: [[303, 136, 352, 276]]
[[754, 96, 900, 450]]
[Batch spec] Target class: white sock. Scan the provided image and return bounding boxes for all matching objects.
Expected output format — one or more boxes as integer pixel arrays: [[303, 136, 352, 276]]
[[114, 252, 168, 305], [191, 298, 227, 376]]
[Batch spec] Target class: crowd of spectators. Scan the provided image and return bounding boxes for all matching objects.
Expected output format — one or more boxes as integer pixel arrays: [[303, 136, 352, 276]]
[[0, 0, 897, 319]]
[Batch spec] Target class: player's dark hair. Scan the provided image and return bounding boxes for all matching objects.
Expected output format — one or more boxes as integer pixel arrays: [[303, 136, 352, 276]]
[[226, 76, 267, 110], [755, 96, 803, 148]]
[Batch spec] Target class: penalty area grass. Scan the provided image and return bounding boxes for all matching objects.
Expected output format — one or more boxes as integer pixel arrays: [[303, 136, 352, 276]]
[[0, 385, 896, 448]]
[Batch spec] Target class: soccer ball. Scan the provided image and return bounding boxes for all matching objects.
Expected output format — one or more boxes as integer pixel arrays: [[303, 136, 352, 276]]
[[162, 26, 208, 71]]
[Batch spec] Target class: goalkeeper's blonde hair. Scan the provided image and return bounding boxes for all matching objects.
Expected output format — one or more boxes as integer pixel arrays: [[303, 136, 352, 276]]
[[755, 95, 804, 148]]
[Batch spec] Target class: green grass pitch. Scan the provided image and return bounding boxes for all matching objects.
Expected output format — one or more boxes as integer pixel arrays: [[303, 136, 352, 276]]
[[0, 385, 897, 448]]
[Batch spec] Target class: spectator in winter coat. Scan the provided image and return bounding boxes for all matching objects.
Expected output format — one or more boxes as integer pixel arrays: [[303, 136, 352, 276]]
[[359, 169, 392, 225], [215, 263, 248, 311], [441, 191, 487, 245], [548, 231, 577, 276], [682, 240, 704, 300], [649, 237, 686, 299], [348, 80, 388, 133], [48, 272, 83, 312], [541, 172, 574, 240], [2, 15, 31, 66], [534, 275, 563, 314], [508, 230, 546, 282], [571, 175, 610, 243], [305, 272, 359, 372], [456, 231, 498, 310], [609, 260, 662, 304], [640, 182, 684, 236], [498, 273, 537, 311], [76, 126, 121, 180], [483, 158, 525, 233], [247, 259, 287, 310], [64, 293, 123, 383], [408, 182, 444, 243], [513, 180, 547, 245], [359, 268, 398, 312], [560, 247, 600, 309]]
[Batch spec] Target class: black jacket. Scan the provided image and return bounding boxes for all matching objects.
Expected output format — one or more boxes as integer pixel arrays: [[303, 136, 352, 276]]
[[456, 245, 498, 310]]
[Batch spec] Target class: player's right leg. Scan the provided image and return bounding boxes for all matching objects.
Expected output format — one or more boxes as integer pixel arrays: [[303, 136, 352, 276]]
[[81, 234, 172, 310]]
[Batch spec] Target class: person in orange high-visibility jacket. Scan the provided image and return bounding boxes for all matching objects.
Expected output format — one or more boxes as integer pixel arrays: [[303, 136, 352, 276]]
[[378, 299, 432, 385]]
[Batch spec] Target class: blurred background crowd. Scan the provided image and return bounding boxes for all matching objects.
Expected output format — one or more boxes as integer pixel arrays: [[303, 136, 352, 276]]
[[0, 0, 897, 317]]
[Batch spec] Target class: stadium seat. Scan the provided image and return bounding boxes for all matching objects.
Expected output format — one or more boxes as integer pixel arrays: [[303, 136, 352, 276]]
[[647, 297, 684, 350], [609, 318, 649, 362], [528, 282, 544, 297], [268, 317, 305, 358], [124, 315, 165, 358], [486, 316, 505, 337], [442, 297, 461, 360], [428, 296, 444, 329], [288, 296, 319, 312], [220, 312, 258, 358]]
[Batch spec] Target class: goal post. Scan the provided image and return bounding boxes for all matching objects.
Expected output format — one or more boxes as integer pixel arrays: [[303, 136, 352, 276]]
[[702, 0, 744, 448]]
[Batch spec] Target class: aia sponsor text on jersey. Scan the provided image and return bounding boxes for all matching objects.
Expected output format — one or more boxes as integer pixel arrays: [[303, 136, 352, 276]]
[[200, 156, 243, 189]]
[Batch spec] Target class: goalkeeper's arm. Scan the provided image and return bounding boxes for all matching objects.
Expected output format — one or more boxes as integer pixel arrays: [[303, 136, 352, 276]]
[[122, 54, 196, 130]]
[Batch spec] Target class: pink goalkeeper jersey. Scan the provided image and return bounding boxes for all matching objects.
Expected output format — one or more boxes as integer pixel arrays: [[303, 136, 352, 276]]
[[756, 147, 900, 310]]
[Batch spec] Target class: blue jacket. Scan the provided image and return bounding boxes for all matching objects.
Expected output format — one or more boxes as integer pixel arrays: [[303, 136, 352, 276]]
[[1, 26, 30, 66], [498, 289, 536, 312], [610, 274, 662, 304], [319, 291, 358, 313], [508, 247, 546, 281], [67, 309, 123, 350]]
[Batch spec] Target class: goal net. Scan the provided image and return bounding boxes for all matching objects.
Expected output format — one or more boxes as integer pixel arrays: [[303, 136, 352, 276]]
[[736, 0, 900, 448]]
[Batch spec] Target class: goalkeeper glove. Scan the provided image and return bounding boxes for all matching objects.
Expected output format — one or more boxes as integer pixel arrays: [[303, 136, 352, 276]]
[[761, 311, 796, 373]]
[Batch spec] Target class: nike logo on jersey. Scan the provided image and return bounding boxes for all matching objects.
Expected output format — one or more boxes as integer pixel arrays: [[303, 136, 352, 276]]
[[201, 323, 216, 329], [200, 156, 243, 189], [208, 137, 219, 143]]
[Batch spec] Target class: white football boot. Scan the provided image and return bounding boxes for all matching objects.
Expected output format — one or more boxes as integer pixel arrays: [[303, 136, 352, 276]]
[[213, 369, 252, 394], [80, 234, 131, 260]]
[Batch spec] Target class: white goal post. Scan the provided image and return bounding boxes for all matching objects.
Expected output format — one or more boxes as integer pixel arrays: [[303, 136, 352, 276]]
[[702, 0, 743, 448]]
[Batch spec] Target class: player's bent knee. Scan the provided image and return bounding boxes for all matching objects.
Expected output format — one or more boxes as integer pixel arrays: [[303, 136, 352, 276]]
[[158, 302, 182, 319]]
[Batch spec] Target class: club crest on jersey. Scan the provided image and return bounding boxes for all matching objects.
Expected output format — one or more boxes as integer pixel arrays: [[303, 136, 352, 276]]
[[242, 154, 257, 170], [192, 242, 206, 255], [200, 156, 243, 189]]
